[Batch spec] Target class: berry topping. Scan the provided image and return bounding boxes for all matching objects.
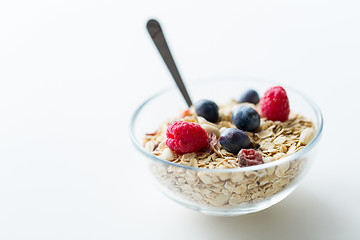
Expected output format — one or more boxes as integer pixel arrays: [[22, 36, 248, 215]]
[[239, 89, 260, 104], [194, 99, 219, 123], [166, 121, 208, 154], [237, 149, 263, 167], [201, 133, 218, 153], [232, 105, 260, 132], [259, 86, 290, 122], [219, 128, 251, 154]]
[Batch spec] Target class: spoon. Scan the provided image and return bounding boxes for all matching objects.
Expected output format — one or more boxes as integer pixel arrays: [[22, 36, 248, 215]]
[[146, 19, 193, 107]]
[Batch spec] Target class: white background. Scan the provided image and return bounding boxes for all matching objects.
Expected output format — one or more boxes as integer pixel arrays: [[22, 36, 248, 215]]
[[1, 0, 359, 239]]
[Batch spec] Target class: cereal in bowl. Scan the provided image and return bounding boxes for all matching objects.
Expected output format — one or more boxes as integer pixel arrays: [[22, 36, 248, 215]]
[[143, 86, 316, 207]]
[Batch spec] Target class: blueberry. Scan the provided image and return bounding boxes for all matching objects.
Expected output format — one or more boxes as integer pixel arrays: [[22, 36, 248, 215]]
[[219, 128, 251, 154], [194, 99, 219, 123], [239, 89, 260, 104], [232, 105, 260, 132]]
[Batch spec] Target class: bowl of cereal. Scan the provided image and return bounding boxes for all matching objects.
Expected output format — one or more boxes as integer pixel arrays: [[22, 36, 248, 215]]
[[130, 77, 323, 216]]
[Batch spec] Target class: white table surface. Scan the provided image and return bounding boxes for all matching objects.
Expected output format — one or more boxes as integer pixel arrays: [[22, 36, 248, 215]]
[[1, 1, 359, 239]]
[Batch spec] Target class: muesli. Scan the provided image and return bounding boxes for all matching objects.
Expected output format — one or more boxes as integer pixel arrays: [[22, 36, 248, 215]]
[[143, 86, 316, 207]]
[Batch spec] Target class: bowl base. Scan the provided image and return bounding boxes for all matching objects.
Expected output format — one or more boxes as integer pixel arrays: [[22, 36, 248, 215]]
[[184, 185, 298, 216]]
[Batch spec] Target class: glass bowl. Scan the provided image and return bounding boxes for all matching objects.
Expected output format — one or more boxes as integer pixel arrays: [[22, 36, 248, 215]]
[[130, 77, 323, 216]]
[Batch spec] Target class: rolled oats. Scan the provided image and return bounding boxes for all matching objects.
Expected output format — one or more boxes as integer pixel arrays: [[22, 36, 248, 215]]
[[200, 123, 221, 137], [160, 148, 175, 161], [231, 172, 245, 183], [144, 100, 315, 208], [197, 172, 214, 185], [299, 127, 316, 145]]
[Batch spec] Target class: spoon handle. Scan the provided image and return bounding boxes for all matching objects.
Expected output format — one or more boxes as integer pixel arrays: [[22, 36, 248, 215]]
[[146, 19, 193, 107]]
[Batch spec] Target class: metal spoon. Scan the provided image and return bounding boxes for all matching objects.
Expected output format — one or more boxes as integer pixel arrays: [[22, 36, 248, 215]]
[[146, 19, 193, 107]]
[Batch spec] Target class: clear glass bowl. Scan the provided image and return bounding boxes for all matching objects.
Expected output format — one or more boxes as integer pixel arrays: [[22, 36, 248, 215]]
[[130, 77, 323, 216]]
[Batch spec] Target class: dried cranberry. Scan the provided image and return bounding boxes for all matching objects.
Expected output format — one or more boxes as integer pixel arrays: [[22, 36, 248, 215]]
[[200, 133, 218, 153], [238, 149, 263, 167]]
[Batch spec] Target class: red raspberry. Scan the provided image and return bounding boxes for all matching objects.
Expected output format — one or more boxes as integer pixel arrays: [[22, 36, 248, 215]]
[[259, 86, 290, 122], [166, 121, 208, 154], [238, 149, 263, 167]]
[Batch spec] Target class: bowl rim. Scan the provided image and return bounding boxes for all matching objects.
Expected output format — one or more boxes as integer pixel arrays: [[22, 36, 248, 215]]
[[129, 76, 323, 172]]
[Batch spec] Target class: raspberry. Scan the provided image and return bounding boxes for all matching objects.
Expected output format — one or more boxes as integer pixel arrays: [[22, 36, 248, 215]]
[[166, 121, 208, 154], [237, 149, 263, 167], [259, 86, 290, 122]]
